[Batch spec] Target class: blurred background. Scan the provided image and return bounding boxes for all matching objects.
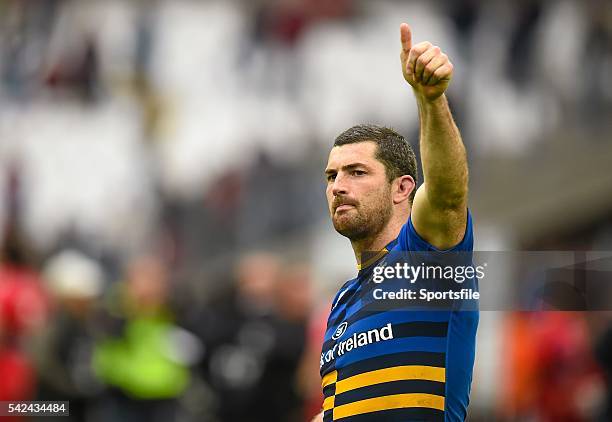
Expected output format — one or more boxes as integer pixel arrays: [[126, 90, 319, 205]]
[[0, 0, 611, 421]]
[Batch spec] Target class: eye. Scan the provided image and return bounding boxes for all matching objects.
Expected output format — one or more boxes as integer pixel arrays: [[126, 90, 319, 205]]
[[352, 170, 366, 176], [326, 173, 336, 182]]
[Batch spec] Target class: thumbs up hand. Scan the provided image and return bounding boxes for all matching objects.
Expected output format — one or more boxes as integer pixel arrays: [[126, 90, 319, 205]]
[[400, 23, 454, 102]]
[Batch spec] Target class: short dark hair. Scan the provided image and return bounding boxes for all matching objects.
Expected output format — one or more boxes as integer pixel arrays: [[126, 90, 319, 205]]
[[333, 124, 418, 201]]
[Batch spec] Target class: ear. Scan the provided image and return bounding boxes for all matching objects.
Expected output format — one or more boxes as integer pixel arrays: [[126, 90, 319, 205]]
[[392, 175, 415, 205]]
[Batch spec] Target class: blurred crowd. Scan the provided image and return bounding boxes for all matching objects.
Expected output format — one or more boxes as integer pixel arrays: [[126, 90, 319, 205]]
[[0, 0, 611, 421], [0, 225, 323, 421], [0, 154, 325, 420]]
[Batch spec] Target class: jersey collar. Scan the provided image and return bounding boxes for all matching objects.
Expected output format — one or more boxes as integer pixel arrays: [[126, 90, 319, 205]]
[[356, 238, 398, 273]]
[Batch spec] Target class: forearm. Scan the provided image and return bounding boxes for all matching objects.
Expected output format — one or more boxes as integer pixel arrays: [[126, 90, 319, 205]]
[[416, 94, 468, 208]]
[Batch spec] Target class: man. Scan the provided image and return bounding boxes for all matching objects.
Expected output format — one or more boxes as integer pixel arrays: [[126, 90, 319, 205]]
[[314, 23, 478, 421]]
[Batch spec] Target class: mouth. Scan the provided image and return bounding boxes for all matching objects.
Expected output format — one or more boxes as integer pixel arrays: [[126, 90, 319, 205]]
[[335, 204, 355, 213]]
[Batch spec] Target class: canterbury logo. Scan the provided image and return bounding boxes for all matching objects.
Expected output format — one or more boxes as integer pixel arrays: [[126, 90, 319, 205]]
[[332, 322, 348, 340]]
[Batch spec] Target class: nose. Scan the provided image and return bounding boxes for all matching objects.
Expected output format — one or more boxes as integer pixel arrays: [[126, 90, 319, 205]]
[[331, 173, 348, 197]]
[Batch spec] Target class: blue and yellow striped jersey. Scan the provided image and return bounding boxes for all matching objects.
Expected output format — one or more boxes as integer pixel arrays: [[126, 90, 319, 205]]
[[320, 212, 478, 421]]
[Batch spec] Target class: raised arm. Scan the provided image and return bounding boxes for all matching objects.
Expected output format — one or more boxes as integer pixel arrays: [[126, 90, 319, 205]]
[[400, 23, 468, 250]]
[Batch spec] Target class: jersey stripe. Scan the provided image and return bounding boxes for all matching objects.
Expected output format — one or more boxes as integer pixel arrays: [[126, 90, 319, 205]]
[[333, 393, 445, 419], [327, 299, 453, 329], [323, 395, 335, 411], [334, 379, 446, 407], [322, 370, 338, 388], [332, 407, 444, 422], [336, 365, 445, 395], [326, 309, 450, 341], [338, 351, 446, 379]]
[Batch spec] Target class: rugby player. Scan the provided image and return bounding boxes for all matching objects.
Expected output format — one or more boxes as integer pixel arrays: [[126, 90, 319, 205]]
[[313, 23, 478, 421]]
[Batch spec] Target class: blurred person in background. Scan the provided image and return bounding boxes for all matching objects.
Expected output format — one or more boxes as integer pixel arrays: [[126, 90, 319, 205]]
[[91, 255, 201, 422], [241, 0, 352, 96], [501, 311, 604, 422], [0, 225, 48, 419], [272, 262, 313, 421], [0, 163, 49, 417], [44, 33, 101, 104], [31, 250, 105, 422], [185, 252, 308, 422]]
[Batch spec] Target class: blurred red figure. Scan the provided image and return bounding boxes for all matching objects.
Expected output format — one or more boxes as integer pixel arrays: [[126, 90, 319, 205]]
[[0, 230, 49, 418], [0, 264, 49, 336], [502, 312, 604, 421]]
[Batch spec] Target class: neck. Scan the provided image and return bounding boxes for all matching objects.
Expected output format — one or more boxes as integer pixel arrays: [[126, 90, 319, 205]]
[[350, 210, 408, 267]]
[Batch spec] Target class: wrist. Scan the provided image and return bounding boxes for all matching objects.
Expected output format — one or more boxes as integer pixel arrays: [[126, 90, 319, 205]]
[[415, 93, 447, 110]]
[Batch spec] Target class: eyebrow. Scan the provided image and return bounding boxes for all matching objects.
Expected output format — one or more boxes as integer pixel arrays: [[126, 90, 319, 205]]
[[324, 162, 370, 175]]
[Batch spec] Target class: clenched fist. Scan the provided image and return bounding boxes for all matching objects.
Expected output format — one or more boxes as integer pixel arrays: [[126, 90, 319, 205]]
[[400, 23, 453, 102]]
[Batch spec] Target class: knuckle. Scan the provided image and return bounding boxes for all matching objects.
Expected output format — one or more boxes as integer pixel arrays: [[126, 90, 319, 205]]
[[419, 53, 432, 64], [415, 42, 431, 53]]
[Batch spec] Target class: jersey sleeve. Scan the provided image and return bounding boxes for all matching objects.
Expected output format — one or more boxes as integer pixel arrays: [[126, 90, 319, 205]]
[[397, 209, 473, 252]]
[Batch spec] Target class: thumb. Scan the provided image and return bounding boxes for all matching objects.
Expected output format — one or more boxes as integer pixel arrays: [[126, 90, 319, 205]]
[[400, 23, 412, 54]]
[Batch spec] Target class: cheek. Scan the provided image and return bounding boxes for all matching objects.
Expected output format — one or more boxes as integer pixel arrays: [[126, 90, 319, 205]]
[[325, 186, 333, 205], [364, 186, 392, 208]]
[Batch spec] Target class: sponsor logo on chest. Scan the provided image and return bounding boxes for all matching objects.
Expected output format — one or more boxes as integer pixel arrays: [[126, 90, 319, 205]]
[[320, 322, 394, 368]]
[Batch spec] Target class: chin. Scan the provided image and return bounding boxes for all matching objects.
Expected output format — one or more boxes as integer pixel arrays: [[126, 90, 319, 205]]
[[333, 219, 367, 240], [335, 227, 363, 240], [333, 214, 354, 231]]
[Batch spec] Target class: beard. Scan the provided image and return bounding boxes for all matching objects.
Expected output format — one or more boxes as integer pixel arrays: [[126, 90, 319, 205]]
[[331, 187, 393, 242]]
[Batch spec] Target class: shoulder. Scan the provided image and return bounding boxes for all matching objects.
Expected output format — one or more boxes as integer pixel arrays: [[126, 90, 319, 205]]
[[397, 209, 473, 252]]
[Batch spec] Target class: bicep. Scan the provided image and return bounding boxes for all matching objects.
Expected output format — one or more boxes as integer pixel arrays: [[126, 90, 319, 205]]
[[410, 183, 468, 250]]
